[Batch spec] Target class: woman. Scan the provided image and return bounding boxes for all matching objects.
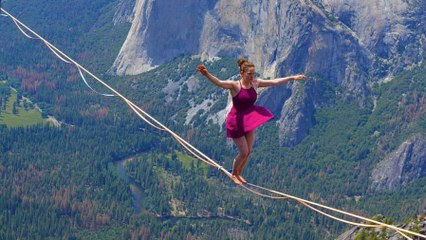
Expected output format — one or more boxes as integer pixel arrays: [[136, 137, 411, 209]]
[[197, 58, 306, 184]]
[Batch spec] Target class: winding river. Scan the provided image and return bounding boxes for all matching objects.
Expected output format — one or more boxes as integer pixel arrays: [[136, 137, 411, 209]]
[[115, 157, 144, 213]]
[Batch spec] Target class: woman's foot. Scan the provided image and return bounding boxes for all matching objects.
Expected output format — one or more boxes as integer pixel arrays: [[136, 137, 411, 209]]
[[231, 175, 243, 185], [236, 175, 247, 183]]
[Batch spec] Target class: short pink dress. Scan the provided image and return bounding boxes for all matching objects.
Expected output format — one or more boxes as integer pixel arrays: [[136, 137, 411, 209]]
[[226, 82, 274, 138]]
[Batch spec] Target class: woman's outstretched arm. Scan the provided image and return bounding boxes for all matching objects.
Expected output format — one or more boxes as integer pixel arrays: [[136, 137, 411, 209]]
[[257, 74, 307, 88], [197, 65, 237, 90]]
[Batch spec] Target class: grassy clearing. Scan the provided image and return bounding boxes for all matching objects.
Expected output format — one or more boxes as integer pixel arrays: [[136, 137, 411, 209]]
[[0, 89, 47, 127], [174, 150, 209, 175]]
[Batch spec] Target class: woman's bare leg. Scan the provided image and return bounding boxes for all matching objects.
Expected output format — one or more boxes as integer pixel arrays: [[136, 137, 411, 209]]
[[232, 136, 250, 184], [239, 130, 255, 177]]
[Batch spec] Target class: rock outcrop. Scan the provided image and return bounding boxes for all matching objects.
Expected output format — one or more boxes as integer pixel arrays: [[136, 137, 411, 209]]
[[113, 0, 137, 25], [370, 134, 426, 192], [336, 215, 426, 240]]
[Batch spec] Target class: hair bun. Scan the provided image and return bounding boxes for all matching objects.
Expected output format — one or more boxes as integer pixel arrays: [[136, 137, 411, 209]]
[[237, 58, 248, 68]]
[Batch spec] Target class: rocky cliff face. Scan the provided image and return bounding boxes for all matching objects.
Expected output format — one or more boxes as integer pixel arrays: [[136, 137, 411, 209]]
[[320, 0, 426, 77], [370, 134, 426, 192], [111, 0, 424, 147], [113, 0, 136, 25], [110, 0, 216, 74]]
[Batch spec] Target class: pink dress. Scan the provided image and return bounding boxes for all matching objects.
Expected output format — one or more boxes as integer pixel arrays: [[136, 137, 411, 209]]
[[226, 82, 274, 138]]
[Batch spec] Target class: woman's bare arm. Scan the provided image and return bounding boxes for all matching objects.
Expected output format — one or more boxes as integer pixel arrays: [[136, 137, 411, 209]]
[[197, 65, 238, 90], [257, 74, 307, 88]]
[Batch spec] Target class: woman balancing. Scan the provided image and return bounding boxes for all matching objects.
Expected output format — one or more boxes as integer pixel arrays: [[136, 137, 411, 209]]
[[197, 58, 306, 185]]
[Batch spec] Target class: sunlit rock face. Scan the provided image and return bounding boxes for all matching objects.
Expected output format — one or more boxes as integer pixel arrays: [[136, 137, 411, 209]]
[[370, 134, 426, 192]]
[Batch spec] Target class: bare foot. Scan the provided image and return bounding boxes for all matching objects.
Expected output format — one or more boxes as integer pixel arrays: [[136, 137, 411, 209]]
[[236, 175, 247, 183], [231, 175, 243, 185]]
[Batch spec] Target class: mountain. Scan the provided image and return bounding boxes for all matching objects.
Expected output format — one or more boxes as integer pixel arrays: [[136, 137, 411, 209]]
[[0, 0, 425, 239], [112, 0, 425, 77], [111, 0, 425, 147]]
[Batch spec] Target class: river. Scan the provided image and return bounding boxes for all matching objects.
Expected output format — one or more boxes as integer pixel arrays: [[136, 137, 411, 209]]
[[115, 157, 144, 213]]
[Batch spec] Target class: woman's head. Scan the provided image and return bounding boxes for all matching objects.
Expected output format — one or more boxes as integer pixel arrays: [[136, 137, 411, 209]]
[[238, 58, 255, 81]]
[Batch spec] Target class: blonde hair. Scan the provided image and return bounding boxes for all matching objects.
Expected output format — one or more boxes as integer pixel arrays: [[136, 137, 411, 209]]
[[237, 58, 255, 72]]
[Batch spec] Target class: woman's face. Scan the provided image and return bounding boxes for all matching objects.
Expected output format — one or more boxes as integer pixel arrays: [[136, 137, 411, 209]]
[[241, 67, 255, 82]]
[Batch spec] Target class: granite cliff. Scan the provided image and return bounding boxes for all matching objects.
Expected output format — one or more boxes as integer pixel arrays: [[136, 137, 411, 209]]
[[112, 0, 136, 25], [370, 134, 426, 192], [110, 0, 425, 147]]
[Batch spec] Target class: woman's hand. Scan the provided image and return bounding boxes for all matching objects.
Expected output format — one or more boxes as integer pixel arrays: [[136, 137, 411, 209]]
[[197, 65, 209, 76], [293, 74, 307, 81]]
